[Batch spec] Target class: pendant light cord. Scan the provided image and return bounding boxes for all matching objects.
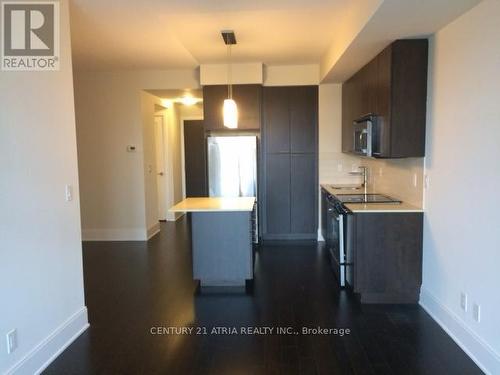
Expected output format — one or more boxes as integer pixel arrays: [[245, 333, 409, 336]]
[[227, 44, 232, 100]]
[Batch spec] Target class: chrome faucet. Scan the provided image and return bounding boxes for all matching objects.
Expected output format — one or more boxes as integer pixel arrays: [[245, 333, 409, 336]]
[[349, 166, 368, 194]]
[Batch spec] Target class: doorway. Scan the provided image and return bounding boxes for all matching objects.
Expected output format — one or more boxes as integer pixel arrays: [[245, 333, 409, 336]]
[[154, 115, 167, 221]]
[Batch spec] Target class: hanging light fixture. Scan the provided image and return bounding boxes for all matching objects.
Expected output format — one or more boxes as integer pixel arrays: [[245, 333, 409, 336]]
[[222, 30, 238, 129]]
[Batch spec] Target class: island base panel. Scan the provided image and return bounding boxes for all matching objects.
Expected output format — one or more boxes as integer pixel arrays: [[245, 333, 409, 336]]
[[191, 211, 253, 287]]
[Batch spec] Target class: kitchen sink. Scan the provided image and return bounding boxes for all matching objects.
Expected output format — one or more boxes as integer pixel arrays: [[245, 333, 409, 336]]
[[335, 193, 401, 204]]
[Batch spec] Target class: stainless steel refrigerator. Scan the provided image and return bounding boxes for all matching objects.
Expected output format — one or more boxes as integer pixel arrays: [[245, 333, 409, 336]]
[[207, 135, 258, 242]]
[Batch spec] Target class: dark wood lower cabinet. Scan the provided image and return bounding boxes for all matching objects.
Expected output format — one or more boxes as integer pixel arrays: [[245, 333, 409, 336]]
[[346, 212, 423, 303], [265, 154, 291, 235], [290, 154, 316, 235]]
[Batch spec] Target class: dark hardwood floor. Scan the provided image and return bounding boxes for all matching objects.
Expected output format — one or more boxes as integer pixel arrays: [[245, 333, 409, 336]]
[[44, 217, 482, 375]]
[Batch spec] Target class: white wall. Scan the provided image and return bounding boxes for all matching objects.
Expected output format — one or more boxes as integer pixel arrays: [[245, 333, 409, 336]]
[[140, 92, 163, 234], [201, 63, 263, 85], [264, 64, 319, 86], [318, 84, 357, 184], [164, 103, 185, 221], [74, 70, 199, 240], [0, 1, 88, 373], [420, 1, 500, 373], [75, 65, 322, 238]]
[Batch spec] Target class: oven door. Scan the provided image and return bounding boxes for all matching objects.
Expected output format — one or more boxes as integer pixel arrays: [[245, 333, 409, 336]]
[[344, 213, 354, 289], [327, 202, 346, 287]]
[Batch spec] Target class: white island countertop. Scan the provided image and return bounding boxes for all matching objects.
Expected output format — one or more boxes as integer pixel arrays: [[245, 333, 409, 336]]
[[169, 197, 256, 213]]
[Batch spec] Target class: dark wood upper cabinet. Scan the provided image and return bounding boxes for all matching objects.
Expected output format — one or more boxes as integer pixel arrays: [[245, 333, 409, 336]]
[[264, 86, 318, 154], [342, 39, 428, 158], [263, 87, 290, 153], [202, 84, 262, 130], [290, 86, 318, 153]]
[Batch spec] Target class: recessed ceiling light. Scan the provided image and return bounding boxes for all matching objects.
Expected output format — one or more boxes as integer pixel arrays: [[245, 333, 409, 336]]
[[161, 99, 172, 108], [179, 96, 199, 106]]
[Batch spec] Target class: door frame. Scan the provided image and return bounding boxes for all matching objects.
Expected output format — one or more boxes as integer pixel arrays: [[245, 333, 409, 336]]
[[154, 114, 168, 221]]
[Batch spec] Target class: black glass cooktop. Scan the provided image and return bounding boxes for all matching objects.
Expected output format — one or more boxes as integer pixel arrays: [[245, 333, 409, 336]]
[[336, 194, 401, 204]]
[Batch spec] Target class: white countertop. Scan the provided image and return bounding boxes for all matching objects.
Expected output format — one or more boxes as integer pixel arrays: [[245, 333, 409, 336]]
[[321, 184, 423, 213], [169, 197, 256, 212]]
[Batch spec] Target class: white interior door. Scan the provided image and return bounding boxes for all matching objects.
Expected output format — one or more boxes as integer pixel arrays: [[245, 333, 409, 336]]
[[154, 116, 167, 221]]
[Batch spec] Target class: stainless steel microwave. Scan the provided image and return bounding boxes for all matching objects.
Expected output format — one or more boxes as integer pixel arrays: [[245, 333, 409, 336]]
[[352, 115, 375, 157]]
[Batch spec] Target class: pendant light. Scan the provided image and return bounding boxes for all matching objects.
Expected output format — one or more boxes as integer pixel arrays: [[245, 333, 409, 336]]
[[222, 30, 238, 129]]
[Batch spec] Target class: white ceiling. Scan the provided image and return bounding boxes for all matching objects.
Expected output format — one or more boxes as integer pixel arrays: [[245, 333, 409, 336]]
[[70, 0, 482, 80], [321, 0, 482, 82], [69, 0, 361, 71], [145, 89, 202, 100]]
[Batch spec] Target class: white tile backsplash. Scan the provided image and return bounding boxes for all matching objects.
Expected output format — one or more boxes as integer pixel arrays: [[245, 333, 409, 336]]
[[320, 152, 424, 207]]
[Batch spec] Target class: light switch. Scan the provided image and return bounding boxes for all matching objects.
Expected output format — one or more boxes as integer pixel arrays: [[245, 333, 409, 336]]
[[473, 303, 481, 322], [65, 184, 73, 202]]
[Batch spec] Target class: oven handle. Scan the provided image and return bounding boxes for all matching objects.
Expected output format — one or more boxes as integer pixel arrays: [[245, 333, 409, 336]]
[[338, 214, 346, 286]]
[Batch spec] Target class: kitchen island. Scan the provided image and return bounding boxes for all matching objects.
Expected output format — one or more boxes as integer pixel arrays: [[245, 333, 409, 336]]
[[169, 197, 255, 288]]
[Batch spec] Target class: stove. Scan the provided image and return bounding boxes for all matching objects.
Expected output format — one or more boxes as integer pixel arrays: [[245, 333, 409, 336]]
[[335, 194, 401, 204]]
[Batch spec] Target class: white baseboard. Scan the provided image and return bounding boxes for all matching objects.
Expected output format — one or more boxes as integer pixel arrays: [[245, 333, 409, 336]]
[[420, 288, 500, 375], [82, 228, 147, 241], [147, 222, 161, 239], [5, 307, 89, 375], [317, 228, 325, 242]]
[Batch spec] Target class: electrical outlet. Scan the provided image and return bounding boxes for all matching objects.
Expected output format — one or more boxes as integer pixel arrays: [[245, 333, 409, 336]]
[[413, 173, 418, 187], [6, 329, 17, 354], [473, 303, 481, 322], [460, 292, 468, 312]]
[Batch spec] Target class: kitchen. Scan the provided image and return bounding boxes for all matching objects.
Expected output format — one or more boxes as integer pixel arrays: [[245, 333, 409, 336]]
[[169, 37, 426, 303]]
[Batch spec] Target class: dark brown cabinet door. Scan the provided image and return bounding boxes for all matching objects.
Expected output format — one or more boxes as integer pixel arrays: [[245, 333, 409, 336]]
[[341, 79, 355, 153], [375, 45, 392, 156], [202, 84, 261, 130], [263, 87, 290, 153], [353, 212, 423, 303], [265, 154, 291, 235], [389, 40, 428, 157], [183, 120, 207, 197], [263, 86, 318, 240], [291, 154, 316, 234], [290, 86, 318, 153]]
